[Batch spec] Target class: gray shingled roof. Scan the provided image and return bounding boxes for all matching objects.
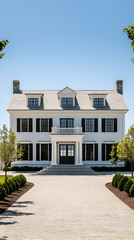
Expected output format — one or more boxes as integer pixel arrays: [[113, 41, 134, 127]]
[[7, 90, 128, 111]]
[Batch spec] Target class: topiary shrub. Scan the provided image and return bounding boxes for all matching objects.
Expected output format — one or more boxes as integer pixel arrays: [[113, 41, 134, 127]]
[[129, 183, 134, 197], [112, 174, 118, 187], [0, 184, 7, 200], [118, 176, 129, 191], [114, 173, 124, 188], [3, 182, 10, 195], [124, 179, 134, 193], [6, 179, 14, 194]]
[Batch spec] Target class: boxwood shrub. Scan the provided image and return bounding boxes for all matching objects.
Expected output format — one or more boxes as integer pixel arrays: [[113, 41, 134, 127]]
[[124, 179, 134, 193], [112, 174, 118, 187], [3, 166, 43, 171], [0, 174, 27, 201], [113, 173, 124, 188], [129, 184, 134, 197], [117, 176, 129, 191]]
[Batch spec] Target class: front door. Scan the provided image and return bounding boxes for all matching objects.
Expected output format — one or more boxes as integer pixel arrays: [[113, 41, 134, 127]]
[[60, 144, 75, 164]]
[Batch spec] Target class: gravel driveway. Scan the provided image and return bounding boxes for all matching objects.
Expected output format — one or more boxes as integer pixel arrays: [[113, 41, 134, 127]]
[[0, 174, 134, 240]]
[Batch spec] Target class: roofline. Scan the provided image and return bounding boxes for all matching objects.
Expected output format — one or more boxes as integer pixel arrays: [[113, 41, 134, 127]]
[[7, 109, 129, 113]]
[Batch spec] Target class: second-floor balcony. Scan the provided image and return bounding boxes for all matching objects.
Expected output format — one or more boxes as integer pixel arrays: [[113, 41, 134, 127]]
[[52, 127, 82, 135]]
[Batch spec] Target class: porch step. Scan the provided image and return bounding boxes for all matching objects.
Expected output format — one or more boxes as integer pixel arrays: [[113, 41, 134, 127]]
[[37, 165, 97, 175]]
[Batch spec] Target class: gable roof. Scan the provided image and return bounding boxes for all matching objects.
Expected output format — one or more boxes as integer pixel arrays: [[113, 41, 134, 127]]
[[7, 89, 128, 112]]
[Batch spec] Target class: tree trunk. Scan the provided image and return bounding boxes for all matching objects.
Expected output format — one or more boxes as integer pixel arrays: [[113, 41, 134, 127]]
[[131, 162, 134, 178], [5, 163, 8, 182]]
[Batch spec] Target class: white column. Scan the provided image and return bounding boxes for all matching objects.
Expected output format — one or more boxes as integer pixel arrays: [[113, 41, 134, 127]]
[[75, 141, 79, 165], [51, 141, 57, 165], [79, 141, 83, 165]]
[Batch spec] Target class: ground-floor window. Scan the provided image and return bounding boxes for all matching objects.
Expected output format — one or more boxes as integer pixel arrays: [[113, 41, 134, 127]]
[[36, 143, 51, 161], [18, 143, 33, 161], [82, 143, 98, 161], [102, 143, 113, 161]]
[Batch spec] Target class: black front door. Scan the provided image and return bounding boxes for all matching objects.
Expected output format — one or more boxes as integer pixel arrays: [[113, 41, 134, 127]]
[[60, 144, 75, 164]]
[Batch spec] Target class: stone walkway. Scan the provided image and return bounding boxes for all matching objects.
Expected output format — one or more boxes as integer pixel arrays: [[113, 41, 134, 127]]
[[0, 174, 134, 240]]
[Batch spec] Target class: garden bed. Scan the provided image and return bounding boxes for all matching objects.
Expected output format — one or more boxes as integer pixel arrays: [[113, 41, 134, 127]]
[[0, 181, 34, 214], [106, 182, 134, 210]]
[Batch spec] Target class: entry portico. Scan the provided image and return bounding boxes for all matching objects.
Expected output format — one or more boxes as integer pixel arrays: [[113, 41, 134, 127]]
[[50, 133, 84, 165]]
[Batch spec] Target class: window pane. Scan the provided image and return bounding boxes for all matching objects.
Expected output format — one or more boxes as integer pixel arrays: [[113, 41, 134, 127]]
[[41, 119, 48, 132], [105, 119, 114, 132], [60, 119, 66, 128], [60, 145, 66, 156], [86, 144, 93, 160], [94, 98, 104, 107], [41, 144, 48, 160], [28, 98, 38, 106], [22, 119, 28, 132], [68, 145, 74, 156], [106, 144, 113, 160], [21, 144, 28, 160], [86, 119, 94, 132], [61, 98, 73, 106]]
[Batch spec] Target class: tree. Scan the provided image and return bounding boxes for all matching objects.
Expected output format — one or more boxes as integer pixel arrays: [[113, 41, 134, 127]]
[[117, 125, 134, 177], [123, 25, 134, 63], [0, 125, 22, 181], [0, 40, 9, 59], [109, 140, 119, 168]]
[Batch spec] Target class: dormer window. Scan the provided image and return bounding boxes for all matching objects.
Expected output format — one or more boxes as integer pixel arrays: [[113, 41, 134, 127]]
[[28, 98, 38, 106], [93, 98, 104, 107], [61, 97, 73, 106]]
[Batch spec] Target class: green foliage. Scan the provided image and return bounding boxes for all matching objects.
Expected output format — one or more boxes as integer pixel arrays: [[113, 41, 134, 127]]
[[109, 141, 119, 166], [0, 40, 8, 59], [3, 166, 43, 171], [0, 125, 22, 181], [123, 25, 134, 63], [117, 176, 129, 191], [92, 166, 130, 172], [124, 179, 134, 193], [114, 173, 124, 188], [117, 125, 134, 177], [129, 183, 134, 197], [112, 174, 118, 186], [0, 174, 27, 200]]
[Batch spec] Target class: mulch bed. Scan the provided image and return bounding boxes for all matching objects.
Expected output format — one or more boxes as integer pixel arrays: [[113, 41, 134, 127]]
[[0, 182, 34, 214], [106, 182, 134, 210]]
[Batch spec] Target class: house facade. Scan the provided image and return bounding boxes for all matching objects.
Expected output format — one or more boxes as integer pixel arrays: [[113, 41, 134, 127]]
[[7, 80, 128, 167]]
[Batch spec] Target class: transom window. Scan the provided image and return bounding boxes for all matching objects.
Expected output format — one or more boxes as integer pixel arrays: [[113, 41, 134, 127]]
[[94, 98, 104, 107], [28, 98, 38, 106], [61, 97, 73, 106]]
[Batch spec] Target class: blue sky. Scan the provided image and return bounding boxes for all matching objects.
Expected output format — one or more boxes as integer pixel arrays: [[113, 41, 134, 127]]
[[0, 0, 134, 132]]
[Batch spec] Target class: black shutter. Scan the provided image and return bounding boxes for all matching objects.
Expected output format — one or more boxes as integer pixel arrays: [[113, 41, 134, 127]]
[[102, 144, 105, 161], [82, 119, 85, 132], [36, 144, 40, 161], [29, 119, 33, 132], [49, 119, 53, 132], [29, 144, 33, 161], [36, 119, 40, 132], [82, 144, 85, 161], [95, 144, 98, 161], [94, 119, 98, 132], [17, 118, 20, 132], [49, 144, 52, 161], [114, 118, 117, 132], [102, 119, 105, 132]]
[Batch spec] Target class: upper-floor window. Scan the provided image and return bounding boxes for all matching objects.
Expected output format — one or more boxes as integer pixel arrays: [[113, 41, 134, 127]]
[[102, 118, 117, 132], [60, 118, 74, 128], [61, 97, 73, 106], [81, 118, 98, 132], [17, 118, 33, 132], [36, 118, 53, 132], [28, 98, 38, 106], [94, 98, 104, 107]]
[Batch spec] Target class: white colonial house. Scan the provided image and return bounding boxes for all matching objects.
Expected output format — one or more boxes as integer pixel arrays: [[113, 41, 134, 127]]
[[7, 80, 128, 167]]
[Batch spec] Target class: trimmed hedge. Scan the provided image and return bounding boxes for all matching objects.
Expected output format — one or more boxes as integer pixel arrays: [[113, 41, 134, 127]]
[[114, 173, 124, 188], [92, 166, 131, 172], [0, 174, 27, 200], [3, 166, 43, 171], [117, 176, 129, 191], [129, 184, 134, 197], [124, 179, 134, 193]]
